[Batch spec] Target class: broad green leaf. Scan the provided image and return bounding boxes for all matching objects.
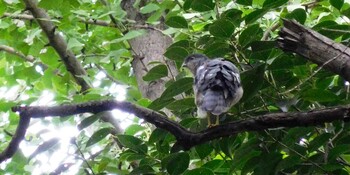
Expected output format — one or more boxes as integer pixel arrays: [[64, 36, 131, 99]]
[[204, 41, 230, 57], [162, 152, 190, 175], [170, 40, 191, 48], [130, 165, 155, 175], [160, 77, 193, 100], [0, 1, 6, 16], [110, 30, 146, 43], [244, 9, 268, 24], [237, 0, 252, 6], [124, 124, 146, 136], [165, 16, 188, 28], [285, 8, 307, 24], [330, 0, 344, 10], [302, 89, 339, 102], [39, 0, 63, 9], [149, 128, 168, 143], [164, 46, 189, 63], [183, 0, 193, 10], [221, 9, 243, 25], [209, 19, 235, 38], [191, 0, 215, 12], [140, 3, 160, 14], [329, 144, 350, 161], [86, 127, 111, 147], [117, 135, 147, 154], [240, 64, 266, 102], [167, 98, 195, 111], [263, 0, 288, 9], [239, 24, 263, 48], [202, 159, 225, 171], [184, 168, 214, 175], [195, 143, 213, 159], [142, 64, 168, 81], [77, 113, 100, 130], [275, 155, 302, 171], [250, 41, 280, 61], [308, 133, 332, 152], [148, 97, 175, 110], [67, 38, 84, 50]]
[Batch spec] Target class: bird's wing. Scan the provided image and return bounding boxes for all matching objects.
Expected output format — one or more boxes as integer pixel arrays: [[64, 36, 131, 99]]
[[194, 59, 242, 115]]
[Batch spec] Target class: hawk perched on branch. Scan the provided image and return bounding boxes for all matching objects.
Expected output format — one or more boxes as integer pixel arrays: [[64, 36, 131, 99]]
[[183, 54, 243, 127]]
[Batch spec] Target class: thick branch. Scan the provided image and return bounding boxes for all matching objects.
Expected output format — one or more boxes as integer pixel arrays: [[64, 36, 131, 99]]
[[23, 0, 90, 92], [0, 114, 31, 162], [11, 100, 350, 151], [277, 19, 350, 82]]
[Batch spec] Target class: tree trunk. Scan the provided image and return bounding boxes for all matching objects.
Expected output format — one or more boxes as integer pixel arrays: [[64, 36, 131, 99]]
[[121, 0, 178, 101]]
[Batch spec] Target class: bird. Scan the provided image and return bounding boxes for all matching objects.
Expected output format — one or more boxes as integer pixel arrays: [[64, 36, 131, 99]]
[[183, 53, 243, 127]]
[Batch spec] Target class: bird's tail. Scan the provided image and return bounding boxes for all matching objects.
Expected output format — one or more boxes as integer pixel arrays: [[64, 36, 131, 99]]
[[202, 90, 226, 115]]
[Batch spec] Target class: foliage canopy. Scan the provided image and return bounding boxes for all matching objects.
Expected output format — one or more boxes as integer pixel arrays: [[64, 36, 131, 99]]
[[1, 0, 350, 174]]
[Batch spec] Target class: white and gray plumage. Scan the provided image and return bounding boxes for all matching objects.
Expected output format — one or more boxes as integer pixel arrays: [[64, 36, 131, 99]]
[[183, 53, 243, 126]]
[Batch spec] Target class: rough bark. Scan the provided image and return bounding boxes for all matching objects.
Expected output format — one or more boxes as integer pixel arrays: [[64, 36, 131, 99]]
[[9, 100, 350, 154], [277, 19, 350, 82], [121, 0, 178, 101]]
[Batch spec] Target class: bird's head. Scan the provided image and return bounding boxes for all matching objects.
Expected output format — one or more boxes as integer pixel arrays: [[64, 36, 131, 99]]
[[183, 53, 209, 75]]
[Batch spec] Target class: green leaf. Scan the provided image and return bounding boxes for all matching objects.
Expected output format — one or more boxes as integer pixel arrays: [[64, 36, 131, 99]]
[[237, 0, 252, 6], [148, 97, 175, 111], [240, 64, 266, 102], [202, 159, 225, 171], [164, 46, 189, 63], [124, 124, 146, 136], [167, 98, 196, 111], [130, 165, 155, 175], [184, 168, 214, 175], [204, 41, 230, 57], [329, 144, 350, 161], [244, 9, 268, 24], [166, 16, 188, 28], [250, 41, 279, 61], [330, 0, 344, 10], [142, 64, 168, 81], [308, 133, 332, 152], [77, 113, 100, 130], [285, 8, 307, 24], [86, 127, 111, 147], [195, 143, 213, 159], [162, 152, 190, 175], [209, 19, 235, 38], [239, 24, 263, 48], [302, 89, 339, 102], [140, 3, 160, 14], [183, 0, 193, 10], [67, 38, 84, 50], [276, 155, 302, 171], [117, 135, 147, 154], [149, 128, 168, 143], [110, 30, 146, 43], [39, 0, 63, 9], [191, 0, 215, 12], [263, 0, 288, 9], [160, 77, 193, 100], [0, 1, 6, 16]]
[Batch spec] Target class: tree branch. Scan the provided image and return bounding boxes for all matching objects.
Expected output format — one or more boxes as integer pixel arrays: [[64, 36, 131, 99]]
[[9, 100, 350, 153], [0, 113, 31, 162], [23, 0, 91, 92], [277, 19, 350, 82]]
